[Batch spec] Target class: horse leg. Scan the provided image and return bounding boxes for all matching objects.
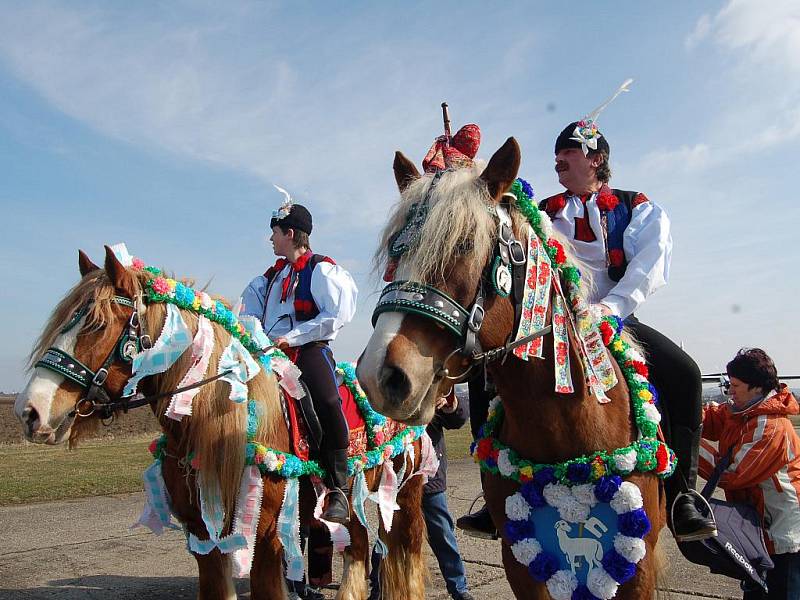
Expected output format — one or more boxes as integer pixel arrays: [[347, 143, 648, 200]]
[[378, 474, 426, 600], [337, 515, 369, 600], [193, 550, 237, 600]]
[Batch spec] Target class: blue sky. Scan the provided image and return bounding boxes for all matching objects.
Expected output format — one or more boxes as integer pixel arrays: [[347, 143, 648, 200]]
[[1, 0, 798, 391]]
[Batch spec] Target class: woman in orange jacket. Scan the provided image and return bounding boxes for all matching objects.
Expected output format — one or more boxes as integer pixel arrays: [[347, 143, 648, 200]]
[[699, 348, 800, 599]]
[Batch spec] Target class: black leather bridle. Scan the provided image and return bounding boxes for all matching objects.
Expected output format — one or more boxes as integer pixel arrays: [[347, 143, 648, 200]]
[[35, 295, 231, 421], [372, 192, 552, 382]]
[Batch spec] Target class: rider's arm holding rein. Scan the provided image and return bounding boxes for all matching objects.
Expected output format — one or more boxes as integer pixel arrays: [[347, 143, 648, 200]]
[[601, 201, 672, 318], [283, 262, 358, 347], [240, 275, 268, 320]]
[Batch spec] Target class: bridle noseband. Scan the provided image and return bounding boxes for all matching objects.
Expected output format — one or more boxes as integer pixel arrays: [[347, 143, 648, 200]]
[[373, 192, 552, 382]]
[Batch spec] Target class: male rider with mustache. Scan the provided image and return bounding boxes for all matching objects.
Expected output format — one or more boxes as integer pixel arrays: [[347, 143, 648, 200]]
[[458, 122, 717, 545]]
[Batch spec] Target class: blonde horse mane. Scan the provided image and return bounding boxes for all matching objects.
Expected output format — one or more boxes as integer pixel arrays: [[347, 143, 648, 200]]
[[30, 266, 282, 527]]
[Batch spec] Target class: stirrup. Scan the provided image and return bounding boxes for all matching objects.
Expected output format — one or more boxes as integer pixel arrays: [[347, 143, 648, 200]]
[[322, 487, 351, 524], [670, 489, 718, 542]]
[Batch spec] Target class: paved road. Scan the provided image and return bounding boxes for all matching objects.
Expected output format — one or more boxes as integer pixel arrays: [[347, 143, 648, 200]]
[[0, 459, 743, 599]]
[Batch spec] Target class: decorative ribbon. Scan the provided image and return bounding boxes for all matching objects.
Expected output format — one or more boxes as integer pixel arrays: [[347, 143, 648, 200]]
[[278, 478, 304, 581], [352, 470, 388, 557], [313, 482, 351, 553], [188, 473, 248, 555], [123, 304, 193, 397], [218, 336, 261, 403], [239, 314, 271, 351], [552, 292, 575, 394], [133, 460, 179, 534], [513, 232, 552, 361], [165, 315, 214, 421], [375, 457, 401, 533], [231, 465, 265, 577], [268, 353, 305, 399]]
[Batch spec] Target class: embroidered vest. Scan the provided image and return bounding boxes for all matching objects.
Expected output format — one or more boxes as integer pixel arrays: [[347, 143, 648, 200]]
[[264, 253, 337, 322], [539, 189, 649, 282]]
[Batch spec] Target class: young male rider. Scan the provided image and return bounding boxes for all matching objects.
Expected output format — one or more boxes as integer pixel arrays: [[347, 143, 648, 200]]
[[242, 201, 358, 524]]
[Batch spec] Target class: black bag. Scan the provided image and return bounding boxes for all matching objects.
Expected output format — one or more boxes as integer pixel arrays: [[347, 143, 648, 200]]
[[677, 447, 774, 592]]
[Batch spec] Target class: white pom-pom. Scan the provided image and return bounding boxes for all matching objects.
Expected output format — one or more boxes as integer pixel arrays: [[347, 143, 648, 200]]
[[546, 569, 578, 600], [611, 481, 644, 514], [587, 567, 619, 600], [627, 349, 646, 364], [543, 483, 571, 508], [511, 538, 542, 565], [558, 497, 591, 523], [643, 402, 661, 424], [264, 451, 279, 471], [505, 492, 531, 522], [614, 533, 647, 563], [538, 213, 554, 238], [487, 396, 502, 413], [572, 483, 598, 508], [498, 449, 516, 477], [614, 450, 637, 474]]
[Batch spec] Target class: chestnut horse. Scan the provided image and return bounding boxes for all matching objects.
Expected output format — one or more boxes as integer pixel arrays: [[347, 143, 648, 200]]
[[16, 246, 427, 600], [358, 139, 666, 599]]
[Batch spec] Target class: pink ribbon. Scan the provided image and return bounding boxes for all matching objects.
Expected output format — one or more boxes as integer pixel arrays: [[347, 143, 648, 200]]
[[165, 315, 214, 421], [232, 465, 264, 577], [313, 483, 351, 552]]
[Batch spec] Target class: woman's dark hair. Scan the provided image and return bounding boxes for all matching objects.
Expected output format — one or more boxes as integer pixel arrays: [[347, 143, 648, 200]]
[[726, 348, 779, 394]]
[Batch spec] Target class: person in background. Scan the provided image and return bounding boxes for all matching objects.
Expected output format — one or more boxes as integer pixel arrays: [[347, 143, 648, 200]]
[[700, 348, 800, 599], [370, 389, 474, 600]]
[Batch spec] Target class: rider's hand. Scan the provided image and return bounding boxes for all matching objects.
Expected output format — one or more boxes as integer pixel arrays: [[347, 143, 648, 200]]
[[436, 392, 458, 413], [273, 337, 291, 351], [598, 303, 615, 317]]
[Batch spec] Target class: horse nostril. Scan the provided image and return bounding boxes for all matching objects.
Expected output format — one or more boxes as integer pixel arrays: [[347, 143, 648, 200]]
[[23, 406, 40, 433], [380, 365, 412, 406]]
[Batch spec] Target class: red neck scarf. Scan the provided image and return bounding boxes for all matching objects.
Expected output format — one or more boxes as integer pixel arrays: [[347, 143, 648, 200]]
[[270, 250, 313, 302]]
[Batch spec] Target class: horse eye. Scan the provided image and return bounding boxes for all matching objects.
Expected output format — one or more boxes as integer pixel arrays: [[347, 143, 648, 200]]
[[455, 240, 474, 255]]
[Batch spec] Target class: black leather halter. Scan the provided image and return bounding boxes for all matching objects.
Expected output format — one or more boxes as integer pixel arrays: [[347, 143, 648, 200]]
[[34, 295, 230, 421], [372, 193, 552, 381]]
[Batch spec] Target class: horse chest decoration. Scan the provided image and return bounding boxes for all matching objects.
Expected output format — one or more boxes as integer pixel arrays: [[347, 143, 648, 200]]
[[358, 131, 676, 599], [16, 245, 436, 600]]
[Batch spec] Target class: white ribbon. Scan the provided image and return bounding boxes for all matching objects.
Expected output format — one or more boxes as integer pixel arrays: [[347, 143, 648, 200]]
[[231, 465, 264, 577], [165, 315, 214, 421], [278, 478, 304, 581], [313, 483, 351, 552], [188, 473, 248, 555], [132, 460, 179, 534], [218, 337, 261, 403], [123, 304, 192, 397]]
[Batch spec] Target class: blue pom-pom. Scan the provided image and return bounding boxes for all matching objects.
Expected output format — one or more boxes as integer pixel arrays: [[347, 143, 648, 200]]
[[572, 584, 601, 600], [504, 519, 535, 544], [567, 462, 591, 483], [520, 482, 547, 508], [648, 383, 659, 406], [485, 456, 497, 468], [534, 467, 556, 487], [618, 508, 651, 538], [518, 177, 534, 199], [602, 549, 637, 583], [594, 475, 622, 502], [528, 552, 558, 582]]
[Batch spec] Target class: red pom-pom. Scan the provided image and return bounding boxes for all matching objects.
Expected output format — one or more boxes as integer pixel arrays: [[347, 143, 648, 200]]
[[547, 239, 566, 264], [476, 438, 494, 460], [632, 361, 649, 378], [656, 443, 669, 474], [609, 248, 625, 267], [599, 321, 614, 346]]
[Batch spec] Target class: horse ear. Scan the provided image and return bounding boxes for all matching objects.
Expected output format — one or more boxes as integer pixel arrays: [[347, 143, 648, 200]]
[[393, 151, 420, 192], [480, 137, 521, 202], [103, 245, 136, 295], [78, 250, 99, 276]]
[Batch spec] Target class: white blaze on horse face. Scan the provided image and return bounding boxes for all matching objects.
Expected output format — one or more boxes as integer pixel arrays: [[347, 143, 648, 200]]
[[358, 311, 404, 411], [15, 316, 85, 442]]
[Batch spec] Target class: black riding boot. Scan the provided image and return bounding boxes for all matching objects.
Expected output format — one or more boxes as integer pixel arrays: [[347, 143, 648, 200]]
[[455, 472, 498, 539], [322, 448, 350, 525], [669, 425, 717, 542]]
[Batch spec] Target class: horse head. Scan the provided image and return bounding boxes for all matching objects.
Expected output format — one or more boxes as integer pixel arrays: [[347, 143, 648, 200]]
[[357, 138, 522, 424], [16, 246, 146, 445]]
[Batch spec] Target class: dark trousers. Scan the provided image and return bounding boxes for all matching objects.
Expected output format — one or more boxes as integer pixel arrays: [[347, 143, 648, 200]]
[[370, 491, 468, 599], [295, 342, 349, 451], [743, 551, 800, 599]]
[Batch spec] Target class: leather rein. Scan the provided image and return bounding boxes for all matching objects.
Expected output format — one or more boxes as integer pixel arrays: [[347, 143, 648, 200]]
[[35, 294, 231, 421], [372, 191, 551, 382]]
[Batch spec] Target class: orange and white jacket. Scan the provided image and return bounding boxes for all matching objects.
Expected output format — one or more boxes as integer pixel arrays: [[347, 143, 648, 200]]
[[699, 385, 800, 554]]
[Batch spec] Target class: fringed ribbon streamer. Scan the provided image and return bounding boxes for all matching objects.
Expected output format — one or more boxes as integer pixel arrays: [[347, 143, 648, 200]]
[[375, 457, 401, 533], [269, 354, 305, 399], [231, 465, 264, 577], [133, 460, 179, 534], [352, 470, 388, 557], [165, 315, 214, 421], [514, 233, 552, 361], [123, 304, 192, 397], [239, 314, 271, 351], [278, 477, 304, 581], [218, 337, 261, 403], [188, 474, 248, 555], [313, 483, 351, 552], [552, 292, 575, 394]]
